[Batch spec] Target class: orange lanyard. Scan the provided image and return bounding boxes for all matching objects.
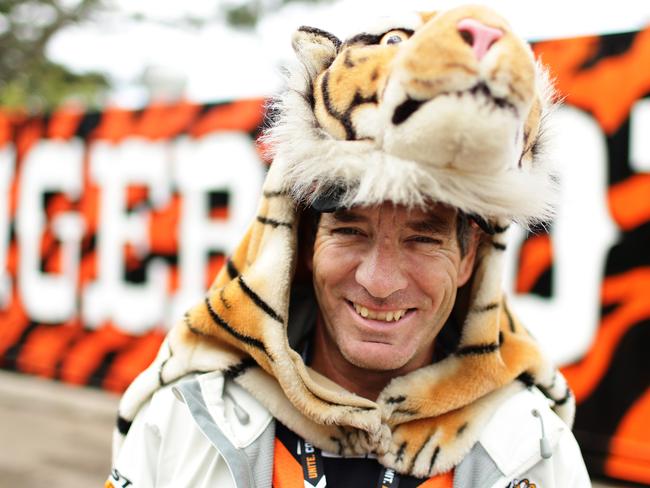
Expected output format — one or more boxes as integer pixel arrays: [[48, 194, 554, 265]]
[[272, 436, 453, 488]]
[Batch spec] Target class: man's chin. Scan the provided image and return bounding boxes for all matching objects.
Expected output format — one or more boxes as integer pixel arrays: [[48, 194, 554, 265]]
[[342, 341, 411, 372]]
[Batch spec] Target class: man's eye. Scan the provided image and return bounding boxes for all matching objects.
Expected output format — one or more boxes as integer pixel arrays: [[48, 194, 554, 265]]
[[332, 227, 364, 237], [408, 235, 443, 245]]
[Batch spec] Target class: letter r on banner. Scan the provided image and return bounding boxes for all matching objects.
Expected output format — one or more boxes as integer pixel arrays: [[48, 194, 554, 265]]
[[169, 133, 265, 326]]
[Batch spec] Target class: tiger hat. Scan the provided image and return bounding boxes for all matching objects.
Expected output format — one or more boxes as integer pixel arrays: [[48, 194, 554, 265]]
[[114, 5, 573, 477]]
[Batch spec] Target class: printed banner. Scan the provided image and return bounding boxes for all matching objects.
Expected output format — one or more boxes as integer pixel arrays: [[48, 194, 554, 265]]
[[522, 29, 650, 484], [0, 28, 649, 484], [0, 99, 267, 391]]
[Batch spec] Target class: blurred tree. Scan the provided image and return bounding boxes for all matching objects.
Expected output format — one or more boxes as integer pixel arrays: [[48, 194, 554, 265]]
[[0, 0, 109, 111], [223, 0, 330, 28]]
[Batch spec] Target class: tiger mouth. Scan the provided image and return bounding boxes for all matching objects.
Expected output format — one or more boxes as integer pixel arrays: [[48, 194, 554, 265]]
[[391, 82, 518, 125]]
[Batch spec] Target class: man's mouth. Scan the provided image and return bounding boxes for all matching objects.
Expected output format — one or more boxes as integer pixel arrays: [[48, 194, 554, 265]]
[[350, 301, 411, 322]]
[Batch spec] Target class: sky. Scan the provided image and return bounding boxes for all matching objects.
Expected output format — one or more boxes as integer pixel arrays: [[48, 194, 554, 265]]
[[47, 0, 650, 107]]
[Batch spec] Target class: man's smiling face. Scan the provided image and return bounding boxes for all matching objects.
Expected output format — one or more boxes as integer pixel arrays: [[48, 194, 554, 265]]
[[310, 202, 478, 374]]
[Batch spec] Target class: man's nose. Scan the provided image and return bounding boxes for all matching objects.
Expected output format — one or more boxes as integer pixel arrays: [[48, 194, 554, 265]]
[[355, 240, 408, 299]]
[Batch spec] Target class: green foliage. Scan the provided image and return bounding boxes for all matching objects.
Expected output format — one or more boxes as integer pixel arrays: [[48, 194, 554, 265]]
[[0, 0, 109, 111], [224, 0, 330, 28], [0, 0, 335, 111], [225, 3, 260, 28]]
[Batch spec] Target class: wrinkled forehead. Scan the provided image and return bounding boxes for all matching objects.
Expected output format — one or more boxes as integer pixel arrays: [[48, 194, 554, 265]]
[[322, 201, 458, 231]]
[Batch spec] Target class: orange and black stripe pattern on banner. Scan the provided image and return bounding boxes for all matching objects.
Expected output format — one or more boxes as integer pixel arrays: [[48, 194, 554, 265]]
[[0, 99, 266, 393], [518, 29, 650, 484]]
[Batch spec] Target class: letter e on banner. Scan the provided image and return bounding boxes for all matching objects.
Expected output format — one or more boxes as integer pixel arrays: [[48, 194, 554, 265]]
[[83, 139, 171, 333]]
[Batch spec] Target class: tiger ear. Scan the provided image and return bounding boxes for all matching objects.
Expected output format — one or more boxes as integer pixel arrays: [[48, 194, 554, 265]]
[[292, 26, 341, 78]]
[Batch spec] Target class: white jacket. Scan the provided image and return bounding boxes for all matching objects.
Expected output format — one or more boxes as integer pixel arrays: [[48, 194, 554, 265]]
[[108, 371, 591, 488]]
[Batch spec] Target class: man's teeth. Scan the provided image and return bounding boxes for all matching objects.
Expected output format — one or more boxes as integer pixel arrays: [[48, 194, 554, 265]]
[[353, 303, 407, 322]]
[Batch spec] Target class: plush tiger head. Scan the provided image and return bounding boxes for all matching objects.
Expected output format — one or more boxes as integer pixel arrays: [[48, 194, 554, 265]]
[[267, 4, 557, 225]]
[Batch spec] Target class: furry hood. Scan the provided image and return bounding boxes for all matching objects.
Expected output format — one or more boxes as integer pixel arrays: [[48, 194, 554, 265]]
[[114, 5, 573, 478]]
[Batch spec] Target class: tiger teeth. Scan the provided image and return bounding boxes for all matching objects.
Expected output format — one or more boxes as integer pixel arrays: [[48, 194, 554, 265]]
[[352, 303, 407, 322]]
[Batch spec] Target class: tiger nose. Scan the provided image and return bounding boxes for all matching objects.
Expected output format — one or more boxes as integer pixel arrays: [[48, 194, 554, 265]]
[[457, 18, 503, 60]]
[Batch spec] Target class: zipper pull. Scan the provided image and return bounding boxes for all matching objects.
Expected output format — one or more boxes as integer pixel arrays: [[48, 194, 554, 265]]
[[224, 389, 250, 425], [531, 409, 552, 459]]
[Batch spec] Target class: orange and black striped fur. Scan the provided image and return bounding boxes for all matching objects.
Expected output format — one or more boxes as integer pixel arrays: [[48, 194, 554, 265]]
[[114, 5, 573, 477]]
